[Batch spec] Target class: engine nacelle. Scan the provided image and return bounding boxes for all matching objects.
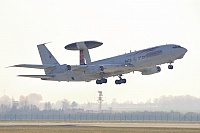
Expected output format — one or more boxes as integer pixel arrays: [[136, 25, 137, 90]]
[[84, 65, 102, 74], [53, 64, 71, 73], [142, 66, 161, 75]]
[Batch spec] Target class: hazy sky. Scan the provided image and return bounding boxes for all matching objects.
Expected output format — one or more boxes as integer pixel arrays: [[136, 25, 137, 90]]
[[0, 0, 200, 104]]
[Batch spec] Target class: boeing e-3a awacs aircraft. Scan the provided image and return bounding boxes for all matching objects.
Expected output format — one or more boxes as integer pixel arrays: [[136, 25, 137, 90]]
[[11, 41, 187, 85]]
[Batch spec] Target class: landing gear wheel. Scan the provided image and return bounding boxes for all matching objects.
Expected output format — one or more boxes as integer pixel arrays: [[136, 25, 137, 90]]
[[168, 65, 173, 69], [115, 79, 126, 85], [102, 78, 107, 83], [121, 79, 126, 83], [96, 78, 107, 84], [115, 80, 121, 85], [96, 80, 102, 84]]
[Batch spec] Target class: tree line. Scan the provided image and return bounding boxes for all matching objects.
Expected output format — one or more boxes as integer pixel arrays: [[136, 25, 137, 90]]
[[1, 93, 200, 114]]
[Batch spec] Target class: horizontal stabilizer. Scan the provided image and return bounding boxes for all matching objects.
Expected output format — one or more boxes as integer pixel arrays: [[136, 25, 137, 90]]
[[10, 64, 55, 70], [18, 75, 54, 79]]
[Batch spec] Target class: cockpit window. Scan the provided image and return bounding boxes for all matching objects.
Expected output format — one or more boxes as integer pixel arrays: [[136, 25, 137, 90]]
[[173, 46, 182, 48]]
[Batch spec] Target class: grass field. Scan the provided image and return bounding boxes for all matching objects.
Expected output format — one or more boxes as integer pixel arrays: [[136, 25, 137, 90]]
[[0, 126, 200, 133], [0, 121, 199, 133]]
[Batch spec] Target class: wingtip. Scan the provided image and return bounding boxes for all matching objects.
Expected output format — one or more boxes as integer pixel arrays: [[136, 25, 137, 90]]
[[9, 64, 23, 67], [6, 65, 17, 68]]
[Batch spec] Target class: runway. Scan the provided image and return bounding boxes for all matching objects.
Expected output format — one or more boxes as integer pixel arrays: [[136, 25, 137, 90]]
[[0, 122, 200, 129]]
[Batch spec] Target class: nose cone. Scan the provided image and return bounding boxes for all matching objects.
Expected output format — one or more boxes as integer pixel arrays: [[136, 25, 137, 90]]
[[177, 47, 187, 59], [182, 47, 188, 54]]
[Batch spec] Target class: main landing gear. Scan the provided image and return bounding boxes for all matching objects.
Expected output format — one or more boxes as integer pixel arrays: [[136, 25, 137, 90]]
[[96, 78, 107, 84], [115, 75, 126, 85], [168, 64, 173, 69], [96, 76, 127, 85]]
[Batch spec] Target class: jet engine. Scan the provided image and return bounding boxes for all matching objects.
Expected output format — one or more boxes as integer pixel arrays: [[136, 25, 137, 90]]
[[142, 66, 161, 75], [53, 64, 71, 73]]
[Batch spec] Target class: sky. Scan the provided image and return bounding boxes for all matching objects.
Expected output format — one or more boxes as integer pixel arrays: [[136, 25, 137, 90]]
[[0, 0, 200, 104]]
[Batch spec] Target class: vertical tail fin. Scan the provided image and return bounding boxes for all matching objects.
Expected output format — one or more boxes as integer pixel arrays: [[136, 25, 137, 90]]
[[37, 44, 59, 75], [37, 44, 60, 65]]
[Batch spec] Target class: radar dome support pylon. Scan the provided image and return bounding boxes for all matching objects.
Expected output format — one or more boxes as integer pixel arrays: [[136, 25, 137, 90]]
[[64, 41, 103, 65]]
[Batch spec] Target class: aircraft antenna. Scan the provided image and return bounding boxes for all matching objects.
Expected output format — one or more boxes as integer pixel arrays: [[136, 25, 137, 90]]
[[40, 42, 52, 45]]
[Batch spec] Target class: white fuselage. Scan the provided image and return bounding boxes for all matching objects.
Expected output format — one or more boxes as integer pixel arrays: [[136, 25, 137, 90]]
[[51, 44, 187, 82]]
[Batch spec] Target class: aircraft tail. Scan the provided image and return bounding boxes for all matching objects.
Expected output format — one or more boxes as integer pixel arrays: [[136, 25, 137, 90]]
[[37, 44, 60, 74]]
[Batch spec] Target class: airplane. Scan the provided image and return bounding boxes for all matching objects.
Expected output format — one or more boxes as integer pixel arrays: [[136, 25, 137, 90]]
[[10, 41, 187, 85]]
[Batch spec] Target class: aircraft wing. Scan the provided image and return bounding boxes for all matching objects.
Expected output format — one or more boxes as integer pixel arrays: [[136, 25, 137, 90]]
[[10, 64, 55, 70], [70, 65, 88, 71], [103, 64, 134, 72], [71, 64, 135, 75], [18, 75, 54, 79], [99, 64, 135, 76]]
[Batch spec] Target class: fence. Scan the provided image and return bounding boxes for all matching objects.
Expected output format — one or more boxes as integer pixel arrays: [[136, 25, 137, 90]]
[[0, 113, 199, 122]]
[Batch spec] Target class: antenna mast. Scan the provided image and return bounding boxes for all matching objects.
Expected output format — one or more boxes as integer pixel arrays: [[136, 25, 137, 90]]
[[97, 91, 104, 112]]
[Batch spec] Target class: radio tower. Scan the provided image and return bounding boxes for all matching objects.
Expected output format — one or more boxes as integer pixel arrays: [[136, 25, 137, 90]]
[[97, 91, 103, 112]]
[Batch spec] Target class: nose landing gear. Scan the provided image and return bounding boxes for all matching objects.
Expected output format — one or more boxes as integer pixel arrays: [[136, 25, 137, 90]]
[[168, 64, 173, 69], [168, 61, 174, 69]]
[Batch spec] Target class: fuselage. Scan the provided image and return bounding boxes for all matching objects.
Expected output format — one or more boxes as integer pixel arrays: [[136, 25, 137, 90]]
[[52, 44, 187, 82]]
